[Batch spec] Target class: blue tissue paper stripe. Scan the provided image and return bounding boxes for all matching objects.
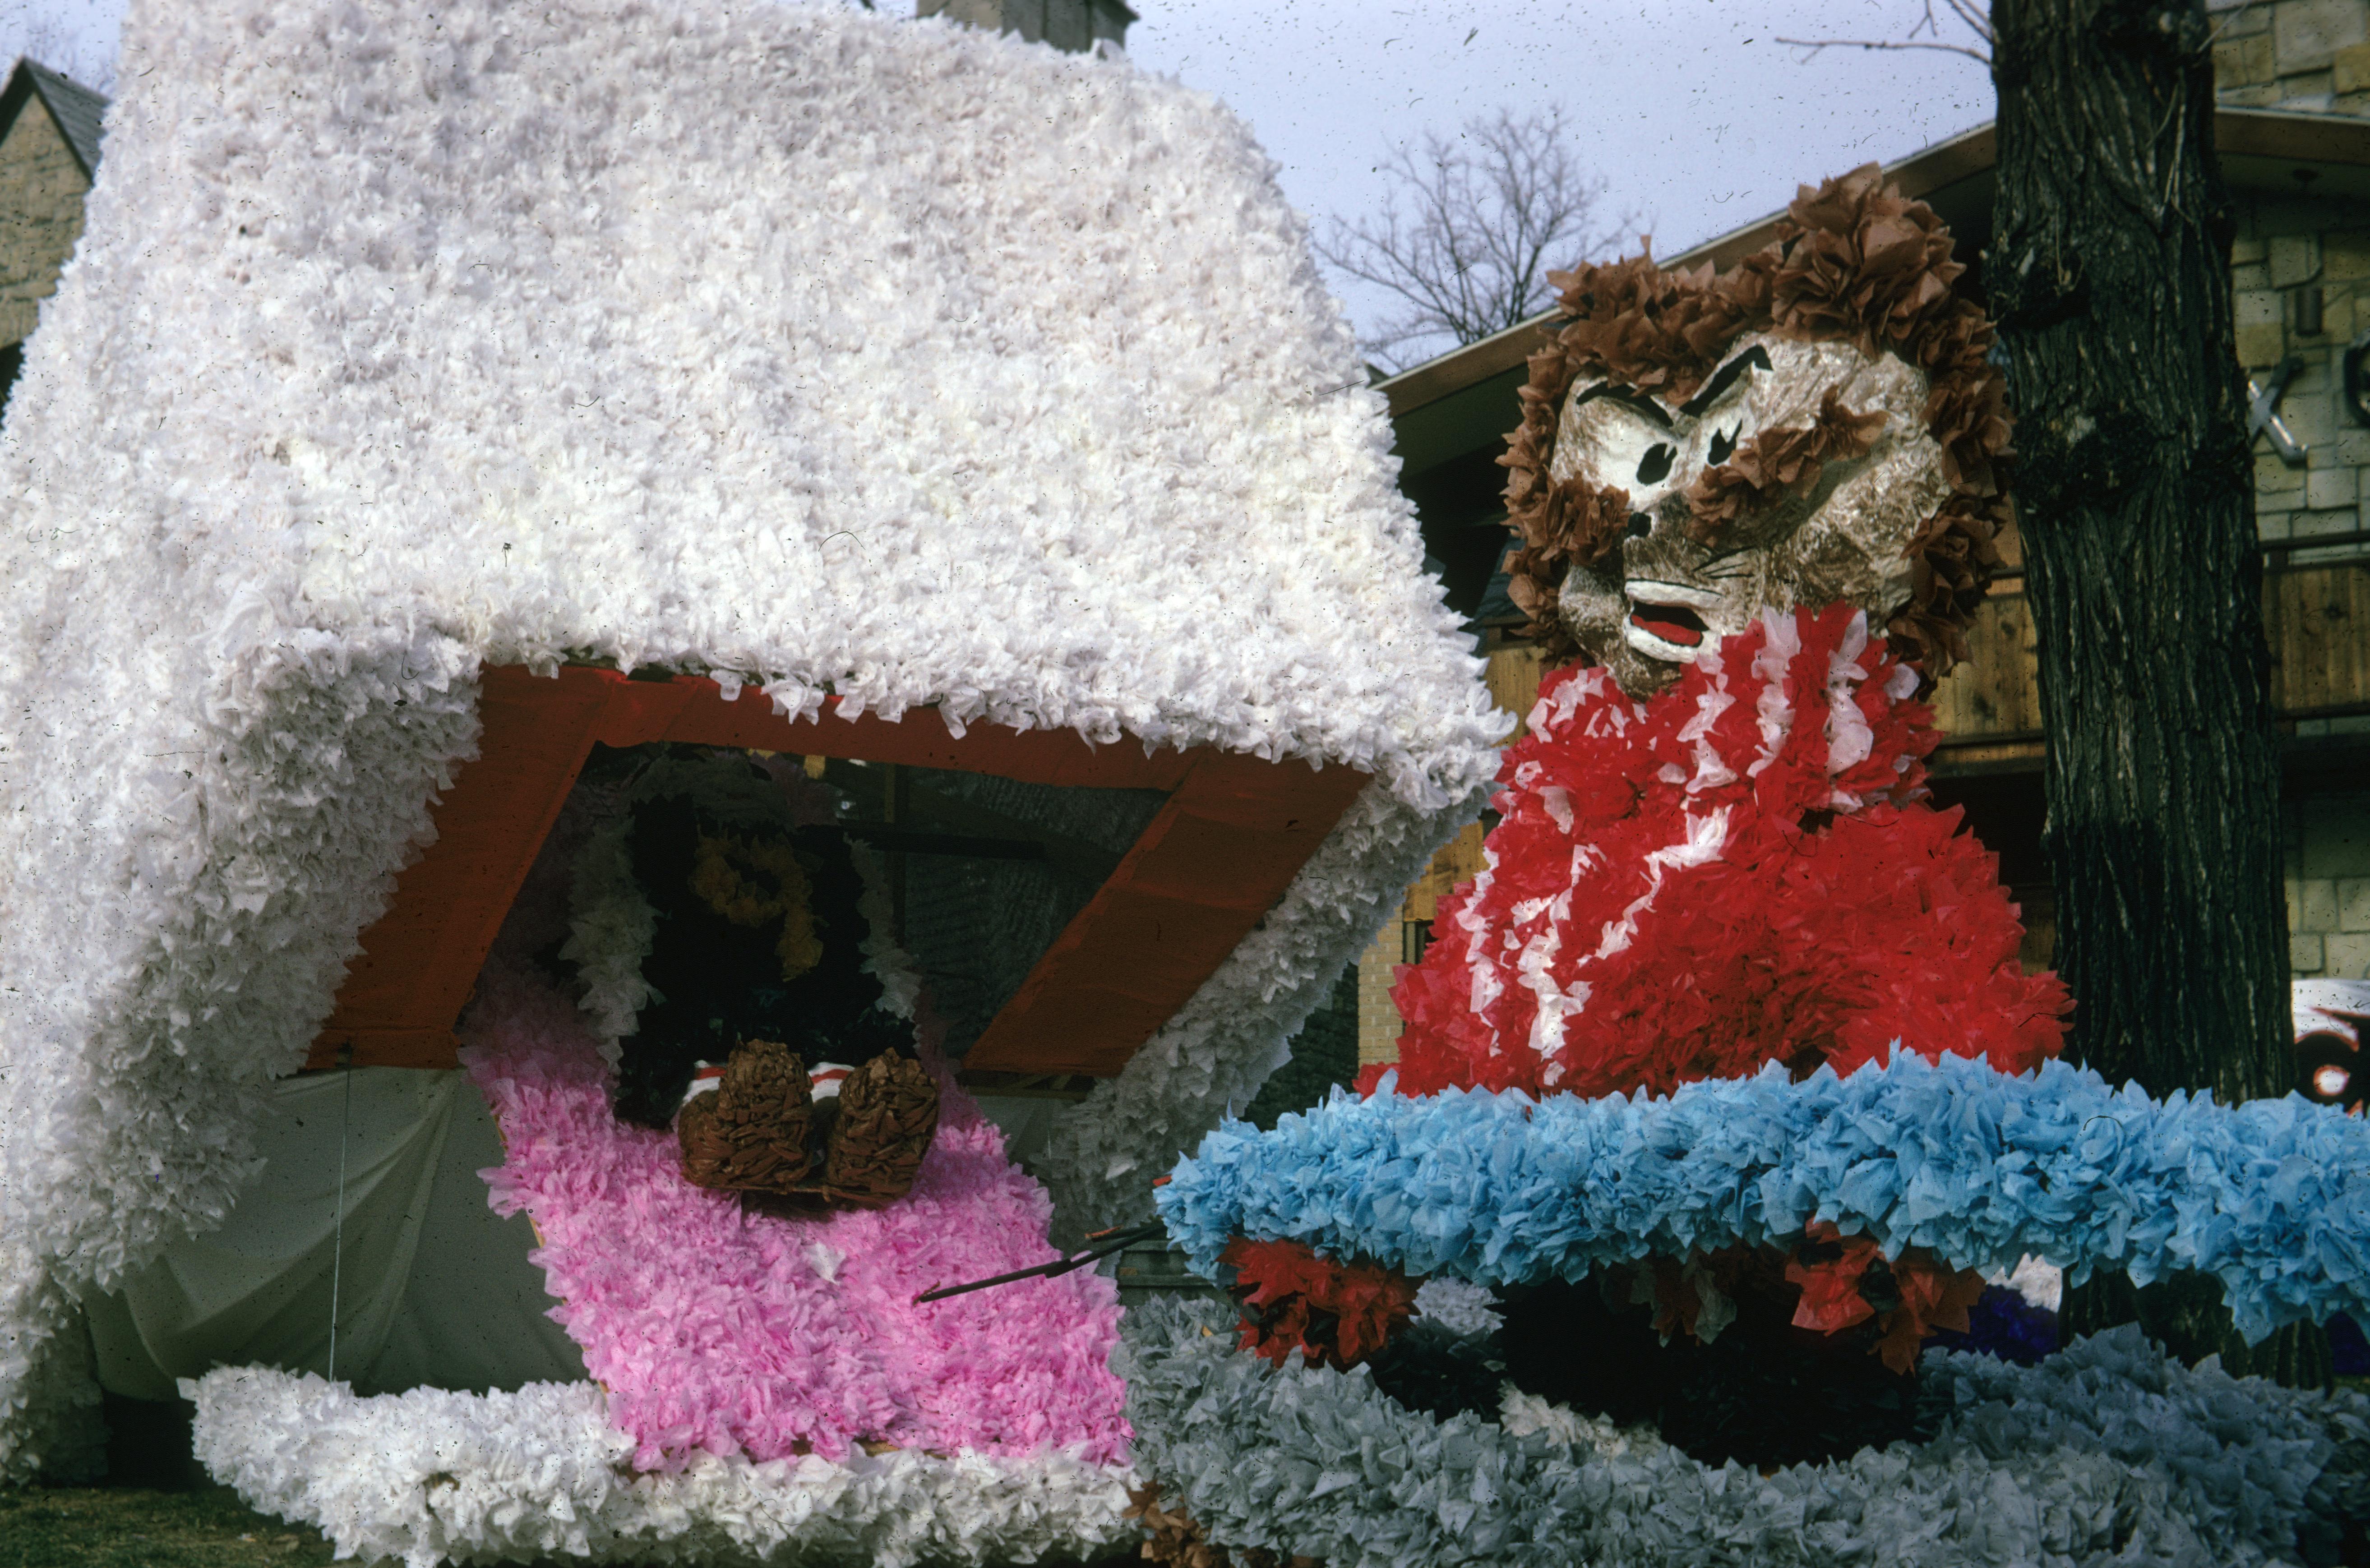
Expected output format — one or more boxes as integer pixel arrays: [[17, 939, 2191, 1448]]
[[1155, 1051, 2370, 1343]]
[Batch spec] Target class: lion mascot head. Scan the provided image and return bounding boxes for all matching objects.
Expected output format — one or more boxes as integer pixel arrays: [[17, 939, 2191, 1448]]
[[1501, 165, 2013, 694]]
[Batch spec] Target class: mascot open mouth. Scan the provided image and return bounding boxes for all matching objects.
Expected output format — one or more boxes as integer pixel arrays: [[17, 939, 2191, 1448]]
[[1622, 581, 1721, 659]]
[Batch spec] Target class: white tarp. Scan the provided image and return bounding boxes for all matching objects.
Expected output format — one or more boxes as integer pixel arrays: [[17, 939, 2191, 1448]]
[[83, 1069, 585, 1402]]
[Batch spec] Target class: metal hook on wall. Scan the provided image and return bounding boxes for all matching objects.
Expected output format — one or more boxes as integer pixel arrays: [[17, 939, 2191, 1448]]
[[2248, 353, 2309, 468]]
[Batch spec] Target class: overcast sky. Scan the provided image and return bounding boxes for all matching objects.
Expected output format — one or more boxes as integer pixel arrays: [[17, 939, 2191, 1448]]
[[2, 0, 1994, 364], [1124, 1, 1994, 362]]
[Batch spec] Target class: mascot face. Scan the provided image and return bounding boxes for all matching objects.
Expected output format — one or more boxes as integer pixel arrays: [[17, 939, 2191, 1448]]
[[1552, 332, 1953, 693], [1497, 166, 2014, 699], [2296, 979, 2370, 1112]]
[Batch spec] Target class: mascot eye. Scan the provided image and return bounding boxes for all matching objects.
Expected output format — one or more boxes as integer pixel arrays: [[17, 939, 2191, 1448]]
[[1707, 426, 1738, 466], [2316, 1063, 2352, 1100], [1636, 443, 1675, 485]]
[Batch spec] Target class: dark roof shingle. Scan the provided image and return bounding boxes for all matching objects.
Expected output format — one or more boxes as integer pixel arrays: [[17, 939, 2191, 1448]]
[[7, 58, 108, 180]]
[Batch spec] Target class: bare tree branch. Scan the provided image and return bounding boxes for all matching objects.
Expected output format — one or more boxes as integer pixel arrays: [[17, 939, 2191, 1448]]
[[2205, 2, 2270, 47], [1777, 0, 1993, 66], [1939, 0, 1997, 46], [1316, 104, 1637, 373], [1772, 36, 1994, 62]]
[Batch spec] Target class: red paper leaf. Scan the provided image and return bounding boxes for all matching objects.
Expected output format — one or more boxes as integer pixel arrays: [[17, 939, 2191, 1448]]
[[1220, 1237, 1417, 1370]]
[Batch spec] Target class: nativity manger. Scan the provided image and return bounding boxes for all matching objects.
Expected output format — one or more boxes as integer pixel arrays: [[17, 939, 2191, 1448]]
[[0, 3, 1502, 1563]]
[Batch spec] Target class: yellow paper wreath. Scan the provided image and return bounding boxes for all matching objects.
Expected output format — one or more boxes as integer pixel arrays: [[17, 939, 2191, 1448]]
[[689, 831, 827, 982]]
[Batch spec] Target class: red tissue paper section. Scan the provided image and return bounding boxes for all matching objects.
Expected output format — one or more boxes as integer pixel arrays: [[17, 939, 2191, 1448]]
[[1783, 1222, 1991, 1374], [1387, 605, 2070, 1101], [1221, 1237, 1417, 1371]]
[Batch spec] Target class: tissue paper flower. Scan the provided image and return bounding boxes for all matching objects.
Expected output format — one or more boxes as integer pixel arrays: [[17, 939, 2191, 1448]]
[[1388, 605, 2069, 1101], [463, 961, 1129, 1472], [1118, 1296, 2370, 1568], [1161, 1051, 2370, 1347], [1221, 1237, 1417, 1370]]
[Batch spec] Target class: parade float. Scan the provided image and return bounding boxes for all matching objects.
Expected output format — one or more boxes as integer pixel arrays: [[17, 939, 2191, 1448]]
[[1125, 173, 2370, 1567], [0, 2, 1506, 1562]]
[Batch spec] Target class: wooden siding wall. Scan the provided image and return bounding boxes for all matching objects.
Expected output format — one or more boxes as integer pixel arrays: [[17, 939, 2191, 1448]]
[[1932, 553, 2370, 754], [2272, 560, 2370, 717]]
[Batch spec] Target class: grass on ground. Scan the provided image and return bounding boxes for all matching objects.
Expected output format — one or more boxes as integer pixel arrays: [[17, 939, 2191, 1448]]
[[0, 1485, 339, 1568], [0, 1481, 1145, 1568]]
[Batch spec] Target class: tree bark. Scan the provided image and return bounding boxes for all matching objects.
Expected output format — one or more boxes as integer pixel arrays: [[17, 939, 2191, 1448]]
[[1990, 0, 2287, 1110], [1990, 0, 2320, 1385]]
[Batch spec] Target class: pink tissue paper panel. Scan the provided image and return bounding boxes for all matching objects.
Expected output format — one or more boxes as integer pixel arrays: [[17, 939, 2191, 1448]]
[[461, 961, 1130, 1473]]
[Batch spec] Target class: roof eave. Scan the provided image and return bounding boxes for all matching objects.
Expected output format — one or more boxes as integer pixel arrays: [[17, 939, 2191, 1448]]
[[1, 58, 108, 183], [1378, 107, 2362, 421]]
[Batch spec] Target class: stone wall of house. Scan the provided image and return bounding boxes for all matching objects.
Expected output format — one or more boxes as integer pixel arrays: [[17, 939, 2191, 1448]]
[[2218, 0, 2370, 983], [2229, 194, 2370, 582], [2291, 793, 2370, 978], [916, 0, 1131, 52], [1355, 923, 1403, 1068], [2213, 0, 2370, 113], [0, 95, 90, 348]]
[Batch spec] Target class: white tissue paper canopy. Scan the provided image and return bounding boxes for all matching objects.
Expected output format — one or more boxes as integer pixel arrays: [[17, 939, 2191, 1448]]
[[0, 0, 1502, 1521]]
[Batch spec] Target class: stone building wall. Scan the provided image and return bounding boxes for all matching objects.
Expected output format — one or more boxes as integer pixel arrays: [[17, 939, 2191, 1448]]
[[0, 91, 90, 349], [2251, 163, 2370, 984], [1354, 924, 1403, 1069], [2213, 0, 2370, 113], [2218, 0, 2370, 982], [2290, 793, 2370, 979], [2234, 214, 2368, 547], [916, 0, 1132, 53]]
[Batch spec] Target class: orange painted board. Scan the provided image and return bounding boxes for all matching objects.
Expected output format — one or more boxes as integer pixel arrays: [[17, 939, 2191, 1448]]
[[307, 670, 613, 1068], [1145, 749, 1361, 830], [961, 751, 1370, 1076], [966, 992, 1185, 1077], [1112, 815, 1335, 907], [308, 665, 1370, 1076], [585, 669, 1200, 791]]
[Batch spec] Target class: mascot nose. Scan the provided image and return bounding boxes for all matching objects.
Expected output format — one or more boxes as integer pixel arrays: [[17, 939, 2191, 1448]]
[[1626, 512, 1653, 540]]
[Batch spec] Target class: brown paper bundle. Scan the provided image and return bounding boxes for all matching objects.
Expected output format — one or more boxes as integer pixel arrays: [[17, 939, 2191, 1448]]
[[677, 1038, 815, 1194], [819, 1054, 939, 1208]]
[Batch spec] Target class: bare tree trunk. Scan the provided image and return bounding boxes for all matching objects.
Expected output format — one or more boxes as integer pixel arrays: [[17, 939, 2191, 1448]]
[[1988, 0, 2321, 1385]]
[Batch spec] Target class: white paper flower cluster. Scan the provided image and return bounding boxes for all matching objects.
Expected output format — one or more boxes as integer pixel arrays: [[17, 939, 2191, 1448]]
[[0, 633, 482, 1480], [563, 812, 658, 1060], [187, 1366, 1139, 1568], [0, 0, 1496, 1481]]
